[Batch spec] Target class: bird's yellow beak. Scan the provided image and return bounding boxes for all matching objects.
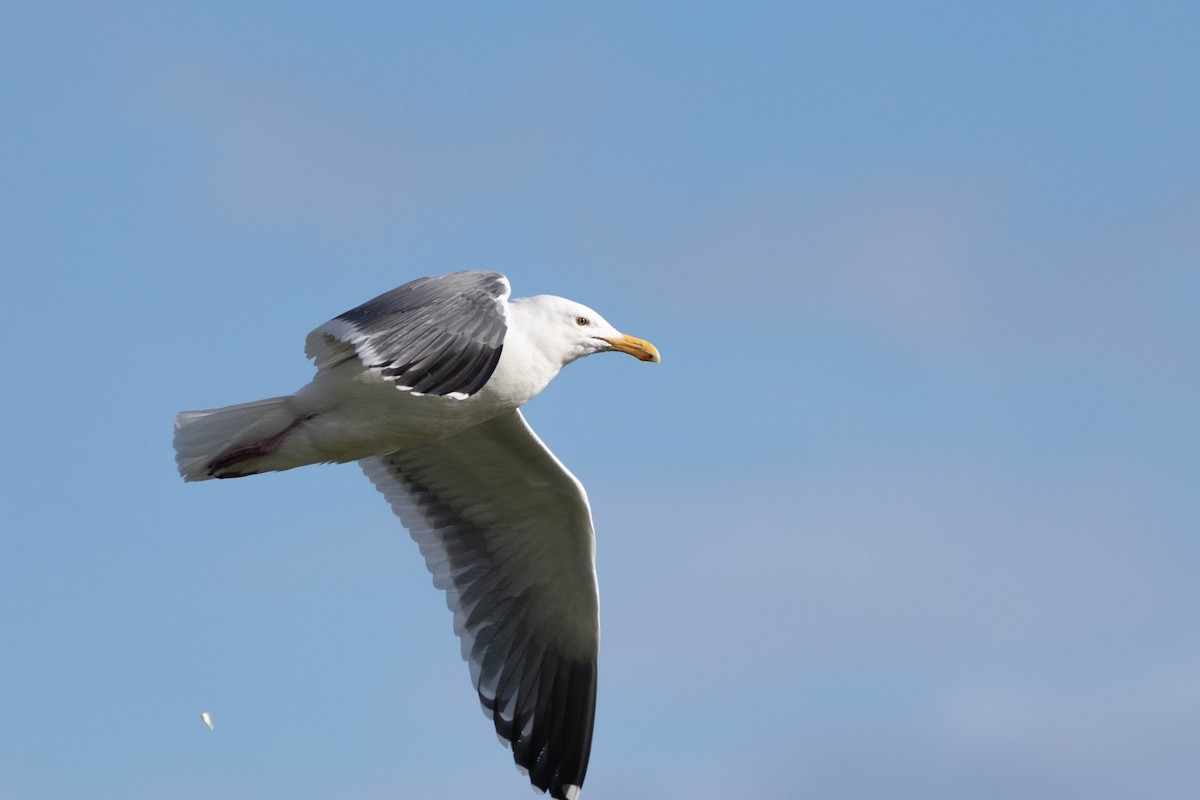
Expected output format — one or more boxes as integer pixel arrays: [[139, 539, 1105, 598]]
[[601, 334, 661, 363]]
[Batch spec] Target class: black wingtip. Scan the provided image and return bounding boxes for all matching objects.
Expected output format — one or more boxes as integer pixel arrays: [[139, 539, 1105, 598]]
[[505, 657, 597, 799]]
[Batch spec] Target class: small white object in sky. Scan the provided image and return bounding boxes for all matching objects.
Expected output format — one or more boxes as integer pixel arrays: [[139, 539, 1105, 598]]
[[201, 711, 214, 730]]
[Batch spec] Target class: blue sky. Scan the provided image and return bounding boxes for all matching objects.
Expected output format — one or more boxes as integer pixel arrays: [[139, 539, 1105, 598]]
[[2, 2, 1198, 798]]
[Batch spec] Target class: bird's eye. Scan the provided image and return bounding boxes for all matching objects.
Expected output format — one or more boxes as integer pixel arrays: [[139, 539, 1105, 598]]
[[575, 316, 590, 326]]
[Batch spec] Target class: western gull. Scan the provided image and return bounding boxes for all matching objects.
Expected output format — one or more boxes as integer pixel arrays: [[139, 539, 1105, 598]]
[[173, 270, 660, 799]]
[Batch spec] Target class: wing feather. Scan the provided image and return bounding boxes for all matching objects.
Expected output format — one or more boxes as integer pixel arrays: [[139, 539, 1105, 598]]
[[361, 409, 599, 800], [306, 270, 509, 398]]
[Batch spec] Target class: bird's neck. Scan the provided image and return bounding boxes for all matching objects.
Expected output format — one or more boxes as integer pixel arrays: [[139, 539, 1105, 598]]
[[490, 299, 573, 405]]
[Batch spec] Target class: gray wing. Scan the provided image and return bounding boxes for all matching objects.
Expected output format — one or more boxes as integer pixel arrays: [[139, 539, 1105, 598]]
[[361, 410, 599, 800], [305, 270, 510, 399]]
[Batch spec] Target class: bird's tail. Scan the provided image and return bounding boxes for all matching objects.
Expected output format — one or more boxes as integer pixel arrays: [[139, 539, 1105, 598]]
[[174, 396, 298, 481]]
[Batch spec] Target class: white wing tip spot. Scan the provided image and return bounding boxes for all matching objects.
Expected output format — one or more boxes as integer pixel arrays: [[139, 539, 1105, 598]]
[[397, 388, 471, 400], [565, 785, 581, 800]]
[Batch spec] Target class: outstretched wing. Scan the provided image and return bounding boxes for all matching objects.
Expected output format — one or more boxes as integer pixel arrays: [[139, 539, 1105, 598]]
[[361, 409, 599, 800], [306, 270, 510, 399]]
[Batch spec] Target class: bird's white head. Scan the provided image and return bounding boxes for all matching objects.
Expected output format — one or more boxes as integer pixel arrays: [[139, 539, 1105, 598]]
[[515, 295, 661, 368]]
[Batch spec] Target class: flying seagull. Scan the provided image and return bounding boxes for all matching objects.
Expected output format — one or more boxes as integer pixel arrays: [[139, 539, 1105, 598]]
[[173, 270, 659, 799]]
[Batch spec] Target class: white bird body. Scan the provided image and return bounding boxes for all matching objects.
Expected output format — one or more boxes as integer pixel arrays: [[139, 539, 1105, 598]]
[[175, 294, 648, 479], [173, 271, 658, 800]]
